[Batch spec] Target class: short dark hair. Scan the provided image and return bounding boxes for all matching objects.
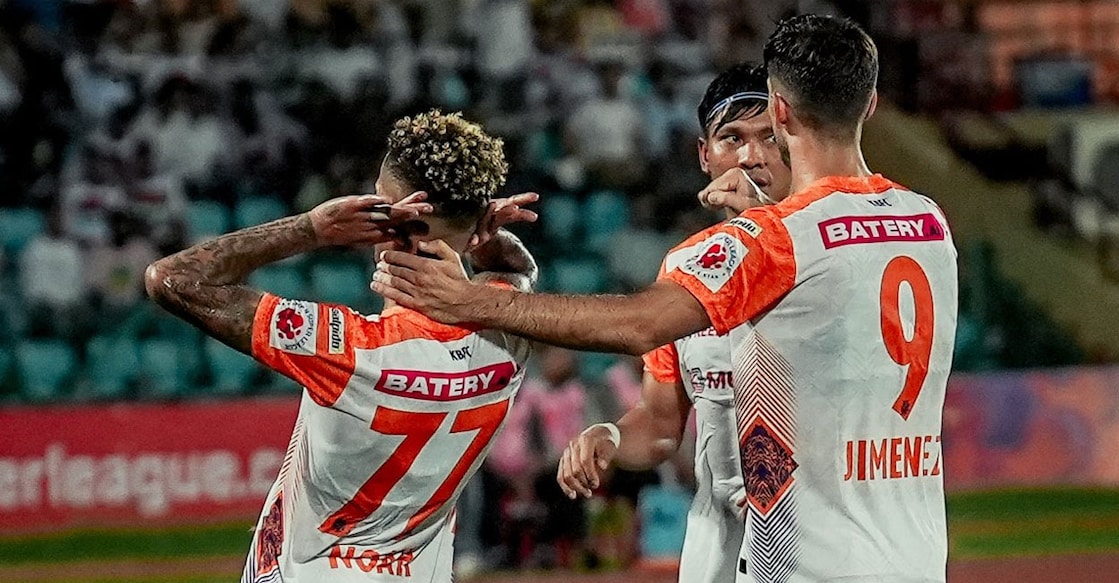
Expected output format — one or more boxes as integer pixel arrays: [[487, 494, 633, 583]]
[[696, 62, 769, 136], [763, 14, 878, 138], [384, 110, 508, 227]]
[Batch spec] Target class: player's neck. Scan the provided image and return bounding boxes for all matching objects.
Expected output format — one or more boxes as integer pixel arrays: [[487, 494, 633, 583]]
[[787, 133, 873, 195]]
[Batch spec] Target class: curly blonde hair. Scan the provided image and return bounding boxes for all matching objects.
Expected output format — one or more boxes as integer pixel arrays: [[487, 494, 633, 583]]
[[385, 110, 508, 226]]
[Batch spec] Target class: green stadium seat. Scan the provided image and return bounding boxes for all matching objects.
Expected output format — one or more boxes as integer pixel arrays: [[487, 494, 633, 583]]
[[584, 190, 630, 252], [311, 261, 371, 308], [578, 352, 618, 383], [15, 340, 76, 402], [549, 258, 606, 294], [86, 335, 140, 400], [251, 265, 308, 299], [139, 338, 190, 399], [0, 346, 13, 395], [0, 208, 45, 254], [204, 337, 258, 396], [542, 194, 581, 247], [637, 485, 691, 560], [235, 197, 288, 230], [188, 200, 231, 241], [149, 310, 202, 343]]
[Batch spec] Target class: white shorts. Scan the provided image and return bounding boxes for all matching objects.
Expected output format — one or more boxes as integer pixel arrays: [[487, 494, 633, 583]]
[[678, 504, 744, 583], [242, 501, 456, 583]]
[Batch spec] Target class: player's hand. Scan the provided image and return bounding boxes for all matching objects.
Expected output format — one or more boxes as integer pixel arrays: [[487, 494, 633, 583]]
[[309, 192, 433, 248], [714, 475, 748, 521], [557, 426, 618, 500], [467, 192, 540, 252], [372, 239, 473, 324], [698, 168, 765, 214]]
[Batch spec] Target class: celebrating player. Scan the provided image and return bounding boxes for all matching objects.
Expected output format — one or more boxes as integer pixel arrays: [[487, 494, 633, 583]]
[[556, 62, 791, 583], [146, 110, 538, 583], [374, 15, 958, 583]]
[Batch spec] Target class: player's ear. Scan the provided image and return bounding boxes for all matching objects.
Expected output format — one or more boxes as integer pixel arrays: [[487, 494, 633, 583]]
[[772, 92, 792, 129], [697, 137, 710, 174], [864, 90, 879, 121]]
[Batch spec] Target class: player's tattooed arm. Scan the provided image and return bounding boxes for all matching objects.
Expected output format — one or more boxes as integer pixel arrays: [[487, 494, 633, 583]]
[[144, 215, 316, 354], [146, 194, 431, 354]]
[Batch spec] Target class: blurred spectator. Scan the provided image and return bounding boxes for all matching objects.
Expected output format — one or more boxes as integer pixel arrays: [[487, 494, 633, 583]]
[[295, 5, 380, 102], [619, 0, 673, 37], [64, 51, 133, 128], [60, 146, 126, 246], [127, 140, 187, 253], [19, 208, 84, 339], [565, 62, 645, 188], [85, 211, 159, 322], [603, 355, 643, 414], [0, 30, 24, 117], [466, 0, 534, 111], [639, 60, 694, 162], [486, 345, 589, 568]]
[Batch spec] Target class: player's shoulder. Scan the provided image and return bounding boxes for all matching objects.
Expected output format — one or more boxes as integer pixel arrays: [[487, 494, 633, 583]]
[[377, 306, 482, 346]]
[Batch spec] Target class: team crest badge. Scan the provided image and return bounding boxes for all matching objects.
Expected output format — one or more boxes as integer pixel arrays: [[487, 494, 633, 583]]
[[270, 300, 317, 355]]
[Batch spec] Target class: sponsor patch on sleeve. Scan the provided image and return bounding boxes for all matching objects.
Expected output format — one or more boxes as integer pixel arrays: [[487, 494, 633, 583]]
[[668, 232, 747, 293], [727, 217, 763, 238], [327, 307, 345, 355], [269, 300, 318, 355]]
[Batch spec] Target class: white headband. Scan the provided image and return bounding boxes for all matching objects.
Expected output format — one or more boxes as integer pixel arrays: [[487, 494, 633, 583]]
[[703, 91, 769, 127]]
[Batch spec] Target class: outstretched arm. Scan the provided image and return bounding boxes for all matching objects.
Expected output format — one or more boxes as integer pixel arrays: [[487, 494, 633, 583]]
[[146, 194, 431, 353], [557, 372, 692, 498], [374, 244, 711, 355]]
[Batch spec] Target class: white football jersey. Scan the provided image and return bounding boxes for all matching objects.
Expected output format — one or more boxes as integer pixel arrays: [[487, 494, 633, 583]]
[[242, 294, 531, 583], [644, 328, 745, 583], [662, 175, 957, 583]]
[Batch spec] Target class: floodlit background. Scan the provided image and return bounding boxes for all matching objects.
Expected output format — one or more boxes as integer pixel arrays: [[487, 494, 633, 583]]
[[1, 0, 1118, 582]]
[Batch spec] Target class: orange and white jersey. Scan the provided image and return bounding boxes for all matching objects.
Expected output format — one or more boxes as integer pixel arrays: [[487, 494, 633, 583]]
[[242, 293, 531, 583], [644, 330, 745, 583], [660, 175, 957, 583]]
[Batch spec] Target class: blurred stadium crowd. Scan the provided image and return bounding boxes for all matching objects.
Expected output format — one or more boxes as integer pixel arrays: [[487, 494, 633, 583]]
[[0, 0, 1114, 573]]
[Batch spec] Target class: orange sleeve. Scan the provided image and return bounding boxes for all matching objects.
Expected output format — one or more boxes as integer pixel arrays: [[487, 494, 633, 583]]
[[658, 211, 797, 335], [251, 293, 370, 407], [642, 342, 681, 384]]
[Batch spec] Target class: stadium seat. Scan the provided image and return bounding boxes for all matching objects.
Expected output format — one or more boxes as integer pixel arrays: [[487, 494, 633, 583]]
[[15, 340, 76, 402], [139, 339, 190, 399], [1091, 144, 1119, 211], [85, 335, 140, 400], [0, 207, 46, 254], [149, 310, 202, 344], [549, 258, 606, 294], [235, 197, 288, 230], [637, 485, 691, 560], [578, 352, 618, 383], [583, 190, 630, 252], [251, 265, 308, 299], [0, 347, 12, 392], [310, 260, 371, 308], [541, 193, 581, 247], [204, 337, 258, 396], [1047, 124, 1074, 182], [188, 200, 231, 241]]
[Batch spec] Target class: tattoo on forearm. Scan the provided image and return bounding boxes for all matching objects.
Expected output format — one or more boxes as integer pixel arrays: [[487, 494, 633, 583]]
[[147, 214, 319, 354]]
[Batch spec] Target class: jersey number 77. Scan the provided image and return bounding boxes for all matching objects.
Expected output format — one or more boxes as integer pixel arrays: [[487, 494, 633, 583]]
[[319, 399, 510, 538]]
